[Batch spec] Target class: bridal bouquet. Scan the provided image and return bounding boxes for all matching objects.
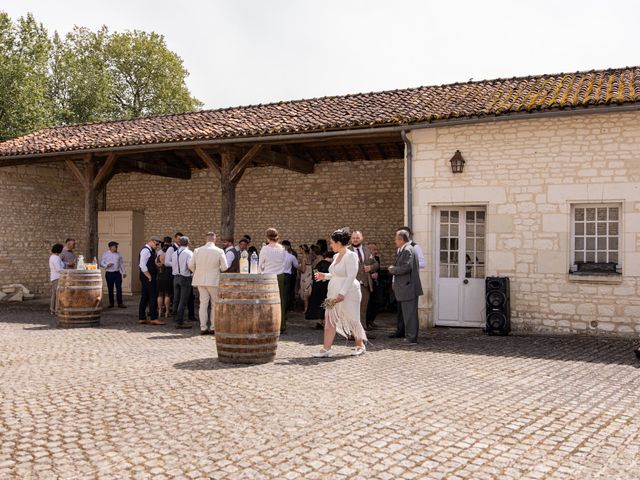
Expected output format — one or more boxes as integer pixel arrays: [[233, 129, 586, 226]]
[[321, 297, 339, 310]]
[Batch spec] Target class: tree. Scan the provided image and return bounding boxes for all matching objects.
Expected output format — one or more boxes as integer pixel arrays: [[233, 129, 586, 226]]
[[105, 30, 202, 118], [0, 13, 53, 141], [50, 27, 202, 123], [49, 26, 113, 125]]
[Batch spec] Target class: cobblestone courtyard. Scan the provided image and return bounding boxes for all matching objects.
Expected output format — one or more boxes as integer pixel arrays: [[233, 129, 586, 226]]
[[1, 299, 639, 480]]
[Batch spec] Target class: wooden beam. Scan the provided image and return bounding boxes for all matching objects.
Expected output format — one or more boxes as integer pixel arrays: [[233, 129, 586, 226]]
[[119, 158, 191, 179], [65, 159, 89, 190], [194, 147, 221, 180], [254, 148, 314, 174], [92, 153, 117, 190], [83, 156, 99, 260], [219, 150, 236, 240], [228, 144, 263, 184]]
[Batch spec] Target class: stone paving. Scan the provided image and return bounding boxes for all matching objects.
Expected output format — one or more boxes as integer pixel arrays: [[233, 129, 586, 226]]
[[1, 298, 639, 480]]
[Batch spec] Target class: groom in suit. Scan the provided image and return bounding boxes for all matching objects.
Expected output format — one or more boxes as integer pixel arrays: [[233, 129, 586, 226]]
[[388, 229, 423, 344], [188, 232, 229, 335], [349, 231, 379, 330]]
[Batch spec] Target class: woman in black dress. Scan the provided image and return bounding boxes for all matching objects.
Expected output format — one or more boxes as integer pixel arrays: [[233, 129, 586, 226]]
[[305, 250, 333, 327], [156, 237, 173, 319]]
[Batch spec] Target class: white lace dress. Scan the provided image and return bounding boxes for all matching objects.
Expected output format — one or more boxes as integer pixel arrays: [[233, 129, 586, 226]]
[[323, 250, 367, 341]]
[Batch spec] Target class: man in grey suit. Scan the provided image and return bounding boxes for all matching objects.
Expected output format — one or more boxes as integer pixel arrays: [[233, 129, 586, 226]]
[[388, 229, 424, 344]]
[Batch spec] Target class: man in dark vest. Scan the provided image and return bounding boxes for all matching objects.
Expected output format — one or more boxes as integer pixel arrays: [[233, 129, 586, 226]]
[[223, 237, 240, 273], [138, 236, 165, 325]]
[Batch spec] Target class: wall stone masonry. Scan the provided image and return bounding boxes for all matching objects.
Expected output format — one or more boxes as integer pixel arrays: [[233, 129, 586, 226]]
[[0, 164, 84, 293], [410, 110, 640, 337], [106, 158, 404, 264]]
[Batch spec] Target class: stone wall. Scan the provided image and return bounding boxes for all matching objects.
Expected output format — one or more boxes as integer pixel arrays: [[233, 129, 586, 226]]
[[0, 164, 85, 293], [106, 158, 404, 264], [410, 110, 640, 336]]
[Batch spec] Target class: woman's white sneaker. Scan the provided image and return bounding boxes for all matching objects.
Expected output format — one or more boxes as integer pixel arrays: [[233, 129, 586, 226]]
[[351, 346, 366, 356], [311, 348, 334, 358]]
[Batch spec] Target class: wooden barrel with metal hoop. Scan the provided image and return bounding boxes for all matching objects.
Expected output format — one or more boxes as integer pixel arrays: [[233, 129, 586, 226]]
[[56, 269, 103, 328], [214, 273, 281, 364]]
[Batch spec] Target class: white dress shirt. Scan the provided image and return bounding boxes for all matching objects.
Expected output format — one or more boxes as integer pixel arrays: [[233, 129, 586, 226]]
[[258, 244, 286, 274], [283, 251, 299, 274], [49, 254, 64, 281], [172, 246, 193, 277], [100, 250, 126, 274], [412, 242, 426, 269], [164, 244, 178, 268], [225, 246, 236, 267], [139, 245, 154, 273]]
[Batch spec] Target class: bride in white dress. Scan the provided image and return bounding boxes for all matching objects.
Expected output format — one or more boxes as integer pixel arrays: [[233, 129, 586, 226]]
[[312, 228, 367, 357]]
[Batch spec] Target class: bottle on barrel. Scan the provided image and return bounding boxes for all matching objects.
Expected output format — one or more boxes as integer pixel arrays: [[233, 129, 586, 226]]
[[250, 251, 258, 274], [240, 250, 249, 274], [76, 255, 85, 270]]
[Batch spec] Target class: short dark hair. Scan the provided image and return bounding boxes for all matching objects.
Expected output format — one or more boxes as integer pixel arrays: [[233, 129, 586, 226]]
[[64, 238, 75, 244], [331, 228, 351, 246], [300, 244, 310, 253], [51, 243, 64, 254], [282, 240, 292, 247], [243, 234, 251, 242], [239, 238, 248, 245], [174, 232, 184, 238], [163, 236, 172, 244], [368, 241, 377, 246]]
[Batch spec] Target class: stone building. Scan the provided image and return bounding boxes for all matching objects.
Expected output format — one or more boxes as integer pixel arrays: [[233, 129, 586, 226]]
[[1, 66, 639, 336]]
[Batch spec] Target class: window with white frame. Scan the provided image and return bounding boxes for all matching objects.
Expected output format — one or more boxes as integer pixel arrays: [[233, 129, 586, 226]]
[[571, 204, 621, 274]]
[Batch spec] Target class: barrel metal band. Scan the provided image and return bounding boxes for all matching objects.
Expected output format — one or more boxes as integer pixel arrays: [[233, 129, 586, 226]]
[[216, 342, 279, 350], [215, 332, 279, 339], [58, 286, 102, 290], [216, 299, 280, 305]]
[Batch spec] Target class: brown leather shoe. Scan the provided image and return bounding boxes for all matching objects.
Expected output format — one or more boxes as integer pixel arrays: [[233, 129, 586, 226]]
[[149, 319, 166, 325], [138, 320, 151, 325], [200, 330, 208, 335]]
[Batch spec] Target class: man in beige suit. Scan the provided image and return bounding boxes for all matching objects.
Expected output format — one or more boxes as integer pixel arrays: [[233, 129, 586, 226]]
[[349, 231, 379, 331], [188, 232, 229, 335]]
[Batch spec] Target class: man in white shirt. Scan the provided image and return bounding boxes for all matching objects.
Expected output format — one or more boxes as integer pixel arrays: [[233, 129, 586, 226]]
[[138, 236, 163, 325], [400, 226, 426, 269], [100, 241, 127, 308], [188, 232, 229, 335], [49, 243, 64, 315], [166, 232, 195, 321], [171, 236, 194, 329], [223, 237, 240, 273]]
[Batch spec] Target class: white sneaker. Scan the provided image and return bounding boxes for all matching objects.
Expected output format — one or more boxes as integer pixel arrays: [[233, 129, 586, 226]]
[[311, 348, 334, 358], [350, 346, 366, 356]]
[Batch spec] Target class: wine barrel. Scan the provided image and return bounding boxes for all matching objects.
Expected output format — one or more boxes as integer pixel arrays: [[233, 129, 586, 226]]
[[56, 269, 103, 328], [214, 273, 281, 364]]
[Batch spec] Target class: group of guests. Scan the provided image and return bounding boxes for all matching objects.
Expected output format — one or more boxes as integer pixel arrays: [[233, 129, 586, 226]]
[[48, 225, 426, 355]]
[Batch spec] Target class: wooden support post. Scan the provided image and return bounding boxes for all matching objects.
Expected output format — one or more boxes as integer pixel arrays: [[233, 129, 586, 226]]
[[66, 154, 117, 261], [219, 150, 237, 240], [83, 156, 98, 261], [217, 146, 265, 240]]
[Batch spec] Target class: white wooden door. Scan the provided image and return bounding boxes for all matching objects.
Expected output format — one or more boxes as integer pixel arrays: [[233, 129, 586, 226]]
[[435, 207, 486, 327]]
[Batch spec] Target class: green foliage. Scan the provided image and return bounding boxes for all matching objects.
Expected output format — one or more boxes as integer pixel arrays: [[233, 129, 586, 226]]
[[0, 12, 53, 141], [0, 11, 202, 141]]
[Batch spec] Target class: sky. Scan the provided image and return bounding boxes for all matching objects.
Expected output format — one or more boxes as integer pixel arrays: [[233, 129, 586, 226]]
[[3, 0, 640, 110]]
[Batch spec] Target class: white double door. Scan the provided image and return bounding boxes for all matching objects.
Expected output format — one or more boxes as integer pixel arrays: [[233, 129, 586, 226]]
[[435, 207, 486, 327]]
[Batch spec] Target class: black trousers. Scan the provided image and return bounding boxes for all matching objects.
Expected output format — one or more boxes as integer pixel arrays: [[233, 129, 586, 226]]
[[105, 271, 123, 306], [139, 273, 158, 320], [366, 280, 383, 325], [284, 273, 296, 312]]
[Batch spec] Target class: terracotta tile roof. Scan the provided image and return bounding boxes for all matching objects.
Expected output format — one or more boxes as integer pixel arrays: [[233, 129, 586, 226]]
[[1, 66, 639, 158]]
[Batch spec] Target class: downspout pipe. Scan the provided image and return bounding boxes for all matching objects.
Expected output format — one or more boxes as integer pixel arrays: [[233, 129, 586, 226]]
[[401, 130, 412, 233]]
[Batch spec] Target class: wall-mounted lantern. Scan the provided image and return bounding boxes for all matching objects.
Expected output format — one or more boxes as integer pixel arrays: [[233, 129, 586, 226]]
[[449, 150, 465, 174]]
